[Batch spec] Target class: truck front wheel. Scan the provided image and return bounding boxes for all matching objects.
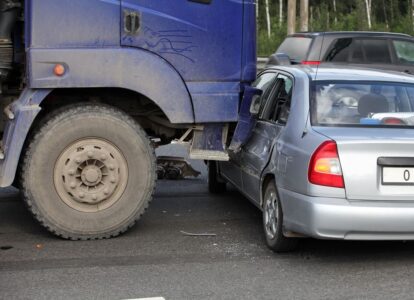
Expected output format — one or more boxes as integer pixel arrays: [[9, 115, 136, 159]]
[[20, 104, 156, 240]]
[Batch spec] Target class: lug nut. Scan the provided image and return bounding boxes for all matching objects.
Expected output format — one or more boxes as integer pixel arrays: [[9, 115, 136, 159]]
[[110, 177, 116, 184], [68, 169, 75, 176], [100, 154, 106, 161], [75, 158, 82, 164], [79, 192, 85, 199], [103, 188, 109, 195], [70, 182, 76, 189], [108, 164, 115, 171], [92, 194, 98, 201], [87, 151, 94, 158]]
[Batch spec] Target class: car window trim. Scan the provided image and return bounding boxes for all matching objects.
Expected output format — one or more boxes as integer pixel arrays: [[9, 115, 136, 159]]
[[259, 72, 295, 126], [254, 71, 279, 114]]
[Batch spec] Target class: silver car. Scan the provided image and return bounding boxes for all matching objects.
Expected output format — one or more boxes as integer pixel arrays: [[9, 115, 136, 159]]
[[208, 66, 414, 252]]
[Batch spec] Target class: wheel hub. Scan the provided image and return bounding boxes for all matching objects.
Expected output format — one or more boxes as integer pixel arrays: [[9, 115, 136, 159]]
[[82, 165, 102, 186], [54, 139, 128, 211], [264, 192, 278, 239]]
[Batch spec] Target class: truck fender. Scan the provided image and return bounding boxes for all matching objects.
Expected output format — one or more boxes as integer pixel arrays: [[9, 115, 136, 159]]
[[28, 48, 194, 124], [0, 88, 52, 187]]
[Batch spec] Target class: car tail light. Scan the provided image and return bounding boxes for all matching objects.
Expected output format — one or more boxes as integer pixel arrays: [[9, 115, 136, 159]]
[[382, 117, 406, 125], [308, 141, 344, 188], [301, 60, 321, 65]]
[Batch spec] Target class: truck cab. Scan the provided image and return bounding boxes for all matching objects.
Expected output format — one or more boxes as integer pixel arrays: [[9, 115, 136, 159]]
[[0, 0, 256, 239]]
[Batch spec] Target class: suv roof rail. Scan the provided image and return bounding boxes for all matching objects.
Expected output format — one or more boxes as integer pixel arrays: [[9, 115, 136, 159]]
[[289, 31, 412, 38]]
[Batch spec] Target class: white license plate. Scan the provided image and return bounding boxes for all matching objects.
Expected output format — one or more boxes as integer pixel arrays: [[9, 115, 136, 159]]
[[382, 167, 414, 185]]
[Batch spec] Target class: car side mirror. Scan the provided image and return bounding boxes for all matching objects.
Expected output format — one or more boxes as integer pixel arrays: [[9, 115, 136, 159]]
[[249, 95, 261, 116]]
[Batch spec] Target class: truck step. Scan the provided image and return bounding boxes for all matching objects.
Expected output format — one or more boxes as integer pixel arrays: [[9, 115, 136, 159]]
[[172, 124, 230, 161], [189, 149, 229, 161], [189, 124, 229, 161]]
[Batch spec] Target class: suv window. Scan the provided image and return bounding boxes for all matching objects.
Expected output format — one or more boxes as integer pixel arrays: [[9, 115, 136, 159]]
[[393, 40, 414, 64], [363, 39, 392, 63], [277, 37, 313, 63], [262, 74, 293, 124], [325, 38, 353, 62], [325, 38, 392, 64]]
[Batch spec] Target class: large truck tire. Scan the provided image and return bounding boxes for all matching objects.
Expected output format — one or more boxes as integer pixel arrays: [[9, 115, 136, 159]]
[[20, 103, 156, 240]]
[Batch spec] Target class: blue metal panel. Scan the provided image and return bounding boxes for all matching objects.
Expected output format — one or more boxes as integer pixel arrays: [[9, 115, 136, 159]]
[[0, 89, 52, 187], [192, 124, 226, 152], [241, 0, 257, 82], [120, 0, 244, 82], [187, 82, 240, 123], [229, 86, 262, 151], [25, 0, 258, 124], [28, 0, 121, 48], [28, 48, 194, 124]]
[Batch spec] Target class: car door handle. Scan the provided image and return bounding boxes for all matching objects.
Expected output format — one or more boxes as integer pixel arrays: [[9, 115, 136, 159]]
[[188, 0, 212, 4], [404, 70, 412, 74]]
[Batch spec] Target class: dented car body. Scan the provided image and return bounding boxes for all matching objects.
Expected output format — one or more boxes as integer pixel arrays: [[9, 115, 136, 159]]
[[215, 65, 414, 250]]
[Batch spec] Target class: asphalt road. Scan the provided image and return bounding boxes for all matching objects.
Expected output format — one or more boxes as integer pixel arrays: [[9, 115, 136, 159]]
[[2, 146, 414, 299]]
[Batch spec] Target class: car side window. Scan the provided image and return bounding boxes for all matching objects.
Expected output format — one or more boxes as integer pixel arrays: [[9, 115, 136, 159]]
[[251, 72, 278, 113], [325, 38, 353, 62], [325, 38, 392, 64], [261, 74, 293, 125], [350, 39, 364, 62], [252, 72, 278, 94], [362, 39, 392, 64], [393, 40, 414, 64]]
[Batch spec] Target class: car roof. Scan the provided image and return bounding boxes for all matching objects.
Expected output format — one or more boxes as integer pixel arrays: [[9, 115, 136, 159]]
[[288, 31, 412, 38], [265, 65, 414, 84]]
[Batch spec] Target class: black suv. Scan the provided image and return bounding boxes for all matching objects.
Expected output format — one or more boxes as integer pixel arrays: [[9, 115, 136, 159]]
[[273, 31, 414, 74]]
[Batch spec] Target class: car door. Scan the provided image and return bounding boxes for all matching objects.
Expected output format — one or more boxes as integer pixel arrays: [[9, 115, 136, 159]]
[[241, 74, 294, 204], [220, 72, 278, 188], [390, 39, 414, 75]]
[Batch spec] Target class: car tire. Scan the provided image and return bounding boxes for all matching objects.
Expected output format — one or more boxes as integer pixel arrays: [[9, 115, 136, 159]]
[[262, 181, 298, 252], [20, 103, 156, 240], [207, 161, 226, 194]]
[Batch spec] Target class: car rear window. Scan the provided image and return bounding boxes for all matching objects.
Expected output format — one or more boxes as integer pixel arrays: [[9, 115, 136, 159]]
[[312, 81, 414, 127], [277, 37, 313, 63]]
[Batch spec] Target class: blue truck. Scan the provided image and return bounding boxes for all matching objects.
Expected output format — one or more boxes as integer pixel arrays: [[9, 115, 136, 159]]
[[0, 0, 257, 239]]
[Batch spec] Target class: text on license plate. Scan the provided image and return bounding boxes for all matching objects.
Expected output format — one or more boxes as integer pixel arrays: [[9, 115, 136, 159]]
[[382, 167, 414, 185]]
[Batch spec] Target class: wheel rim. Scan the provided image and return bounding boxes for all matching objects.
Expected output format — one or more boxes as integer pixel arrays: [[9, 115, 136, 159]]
[[264, 190, 278, 239], [54, 138, 129, 213]]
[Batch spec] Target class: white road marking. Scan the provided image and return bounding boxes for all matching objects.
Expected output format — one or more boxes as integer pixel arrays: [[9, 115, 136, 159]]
[[123, 298, 166, 300]]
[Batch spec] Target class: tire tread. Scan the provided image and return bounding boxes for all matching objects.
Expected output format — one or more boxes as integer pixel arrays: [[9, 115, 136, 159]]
[[20, 103, 156, 240]]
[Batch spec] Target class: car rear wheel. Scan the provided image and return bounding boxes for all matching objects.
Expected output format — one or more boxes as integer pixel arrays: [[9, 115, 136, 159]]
[[262, 181, 298, 252]]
